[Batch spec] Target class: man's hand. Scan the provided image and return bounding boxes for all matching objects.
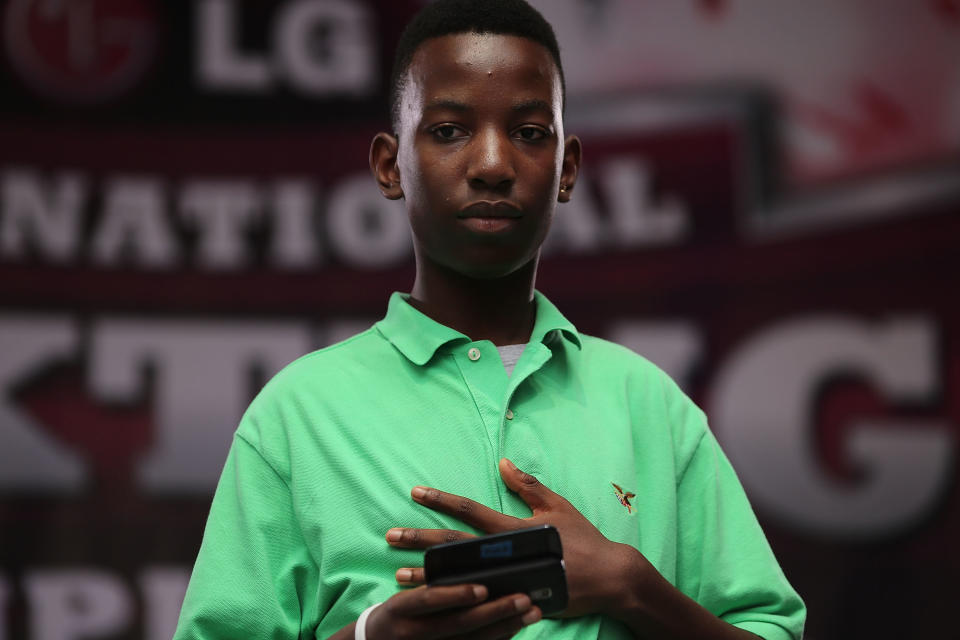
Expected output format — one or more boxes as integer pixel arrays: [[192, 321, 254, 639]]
[[360, 583, 541, 640], [385, 458, 653, 620]]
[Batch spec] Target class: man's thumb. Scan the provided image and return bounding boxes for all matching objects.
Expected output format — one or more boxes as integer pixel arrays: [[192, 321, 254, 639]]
[[499, 458, 551, 511]]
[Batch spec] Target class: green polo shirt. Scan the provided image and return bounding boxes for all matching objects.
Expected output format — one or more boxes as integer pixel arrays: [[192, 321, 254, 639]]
[[174, 292, 805, 640]]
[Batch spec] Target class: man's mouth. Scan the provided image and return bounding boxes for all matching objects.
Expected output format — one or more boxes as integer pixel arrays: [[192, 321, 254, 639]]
[[458, 201, 522, 218]]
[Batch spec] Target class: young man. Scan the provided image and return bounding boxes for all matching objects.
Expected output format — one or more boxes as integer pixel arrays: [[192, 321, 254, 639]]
[[174, 1, 805, 638]]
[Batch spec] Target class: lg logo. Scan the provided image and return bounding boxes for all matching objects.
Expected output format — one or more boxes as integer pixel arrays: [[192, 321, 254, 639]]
[[3, 0, 159, 104]]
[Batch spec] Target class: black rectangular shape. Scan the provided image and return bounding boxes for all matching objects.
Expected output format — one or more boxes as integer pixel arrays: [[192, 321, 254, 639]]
[[424, 525, 568, 615]]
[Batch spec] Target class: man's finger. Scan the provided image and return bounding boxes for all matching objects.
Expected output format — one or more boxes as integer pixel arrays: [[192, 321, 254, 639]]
[[444, 596, 540, 639], [498, 458, 555, 512], [457, 604, 542, 640], [386, 583, 487, 616], [395, 567, 426, 585], [424, 593, 538, 639], [409, 486, 518, 532], [386, 527, 475, 549]]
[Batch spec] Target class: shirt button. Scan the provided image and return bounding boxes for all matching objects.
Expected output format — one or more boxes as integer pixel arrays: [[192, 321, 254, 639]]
[[468, 347, 481, 361], [505, 409, 514, 420]]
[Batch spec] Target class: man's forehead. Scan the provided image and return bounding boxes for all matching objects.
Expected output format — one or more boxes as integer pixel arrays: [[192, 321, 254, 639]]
[[399, 33, 562, 113], [427, 32, 553, 66], [412, 34, 557, 86]]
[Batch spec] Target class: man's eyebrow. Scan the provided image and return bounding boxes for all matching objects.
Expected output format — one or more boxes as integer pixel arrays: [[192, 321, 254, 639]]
[[512, 99, 552, 113], [421, 99, 554, 113], [423, 99, 471, 112]]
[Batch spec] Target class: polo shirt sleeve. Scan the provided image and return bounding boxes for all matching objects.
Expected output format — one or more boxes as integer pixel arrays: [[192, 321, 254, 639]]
[[172, 433, 319, 639], [674, 421, 806, 640]]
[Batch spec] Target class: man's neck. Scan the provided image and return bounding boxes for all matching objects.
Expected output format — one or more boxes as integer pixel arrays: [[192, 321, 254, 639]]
[[407, 258, 538, 346]]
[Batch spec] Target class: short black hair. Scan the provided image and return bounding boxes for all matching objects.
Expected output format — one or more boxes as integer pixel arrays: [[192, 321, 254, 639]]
[[389, 0, 565, 132]]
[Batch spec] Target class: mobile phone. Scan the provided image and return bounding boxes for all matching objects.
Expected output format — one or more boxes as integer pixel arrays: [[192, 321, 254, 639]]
[[424, 525, 568, 615]]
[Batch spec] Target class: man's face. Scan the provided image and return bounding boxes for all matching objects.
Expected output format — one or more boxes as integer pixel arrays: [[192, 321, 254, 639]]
[[394, 33, 570, 279]]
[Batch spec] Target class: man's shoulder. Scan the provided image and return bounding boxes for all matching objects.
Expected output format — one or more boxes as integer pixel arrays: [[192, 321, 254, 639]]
[[234, 325, 392, 455], [244, 325, 393, 415], [577, 332, 667, 377], [576, 332, 703, 419], [264, 325, 395, 382], [274, 325, 385, 382]]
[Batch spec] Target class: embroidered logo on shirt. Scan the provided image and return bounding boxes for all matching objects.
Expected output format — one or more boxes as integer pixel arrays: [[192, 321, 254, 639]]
[[611, 482, 636, 514]]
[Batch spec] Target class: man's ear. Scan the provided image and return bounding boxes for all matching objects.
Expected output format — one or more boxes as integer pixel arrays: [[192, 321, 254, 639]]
[[370, 132, 404, 200], [558, 134, 582, 203]]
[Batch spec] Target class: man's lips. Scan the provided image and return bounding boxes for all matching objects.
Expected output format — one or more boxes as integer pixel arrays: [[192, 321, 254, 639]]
[[457, 201, 522, 218]]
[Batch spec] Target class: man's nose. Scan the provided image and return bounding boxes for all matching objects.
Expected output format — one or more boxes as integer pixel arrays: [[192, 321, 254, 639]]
[[466, 128, 516, 191]]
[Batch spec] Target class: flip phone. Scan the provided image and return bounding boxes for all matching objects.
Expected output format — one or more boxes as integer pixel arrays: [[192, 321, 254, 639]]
[[424, 525, 568, 615]]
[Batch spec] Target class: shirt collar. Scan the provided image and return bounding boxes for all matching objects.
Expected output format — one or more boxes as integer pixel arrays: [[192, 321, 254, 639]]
[[375, 291, 582, 366], [528, 291, 582, 351]]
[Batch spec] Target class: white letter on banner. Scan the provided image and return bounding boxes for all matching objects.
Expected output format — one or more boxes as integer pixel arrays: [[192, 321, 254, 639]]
[[139, 567, 190, 640], [0, 170, 84, 262], [0, 316, 85, 491], [274, 0, 376, 96], [25, 570, 132, 640], [712, 316, 954, 537], [196, 0, 270, 91], [89, 319, 311, 492], [179, 180, 261, 269], [599, 157, 688, 247], [270, 180, 320, 268], [91, 177, 179, 268], [327, 174, 411, 268]]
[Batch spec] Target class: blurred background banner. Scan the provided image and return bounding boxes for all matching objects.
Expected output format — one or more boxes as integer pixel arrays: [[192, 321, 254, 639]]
[[1, 1, 958, 638]]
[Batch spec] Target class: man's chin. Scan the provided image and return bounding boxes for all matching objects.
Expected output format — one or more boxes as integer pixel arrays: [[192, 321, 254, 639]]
[[429, 252, 540, 282], [453, 255, 540, 282]]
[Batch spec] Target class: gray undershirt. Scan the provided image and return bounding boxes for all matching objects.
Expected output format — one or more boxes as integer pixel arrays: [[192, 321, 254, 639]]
[[496, 344, 526, 377]]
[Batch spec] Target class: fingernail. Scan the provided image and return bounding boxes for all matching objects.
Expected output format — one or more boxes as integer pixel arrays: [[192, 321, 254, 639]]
[[503, 458, 517, 471], [385, 529, 403, 542], [411, 486, 427, 499], [521, 608, 541, 625], [473, 585, 486, 599], [514, 596, 531, 612], [396, 568, 412, 582]]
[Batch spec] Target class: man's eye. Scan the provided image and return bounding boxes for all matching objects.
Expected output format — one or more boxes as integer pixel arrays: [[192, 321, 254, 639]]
[[515, 126, 547, 141], [432, 125, 466, 139]]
